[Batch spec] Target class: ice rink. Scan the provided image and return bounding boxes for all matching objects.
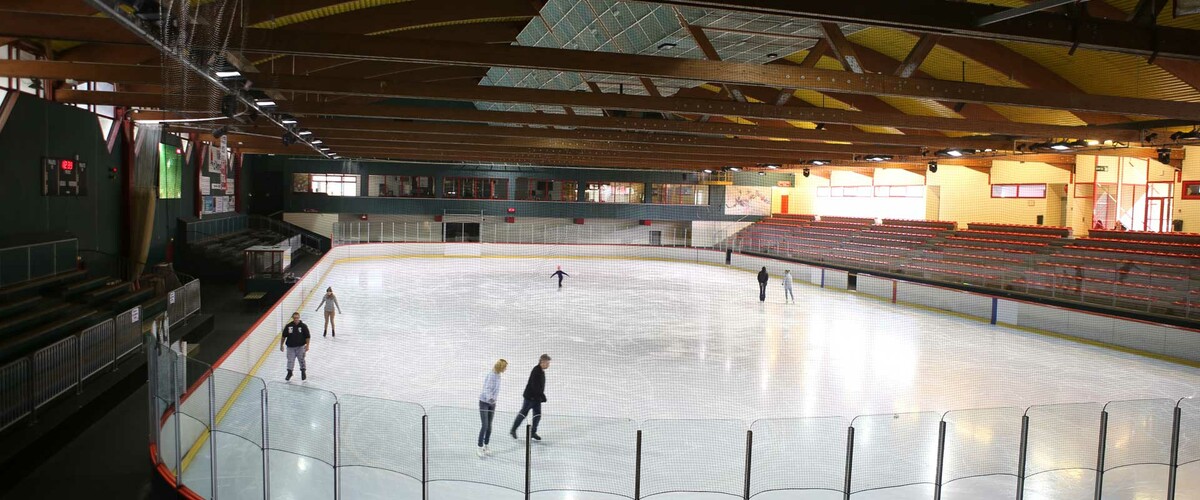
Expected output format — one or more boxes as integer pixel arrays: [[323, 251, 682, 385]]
[[172, 255, 1200, 500]]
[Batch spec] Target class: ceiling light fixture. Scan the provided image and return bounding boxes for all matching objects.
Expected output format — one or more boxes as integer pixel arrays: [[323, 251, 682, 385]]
[[657, 42, 677, 50], [802, 168, 810, 177], [281, 117, 298, 125], [808, 160, 829, 166], [255, 99, 277, 107], [214, 70, 241, 79], [864, 154, 892, 162], [298, 130, 313, 136], [702, 169, 713, 173], [311, 139, 323, 144]]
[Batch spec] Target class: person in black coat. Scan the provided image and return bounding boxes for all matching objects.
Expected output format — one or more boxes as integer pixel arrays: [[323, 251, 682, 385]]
[[757, 267, 769, 302], [510, 354, 551, 441]]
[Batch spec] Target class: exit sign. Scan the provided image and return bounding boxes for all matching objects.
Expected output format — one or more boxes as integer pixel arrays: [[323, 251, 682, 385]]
[[1095, 165, 1108, 172]]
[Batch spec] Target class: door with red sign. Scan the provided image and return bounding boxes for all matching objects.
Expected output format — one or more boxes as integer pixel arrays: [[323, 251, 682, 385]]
[[780, 194, 789, 214]]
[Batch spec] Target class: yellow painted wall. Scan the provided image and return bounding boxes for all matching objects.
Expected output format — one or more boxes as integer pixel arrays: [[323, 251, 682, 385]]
[[927, 164, 1047, 226], [1177, 146, 1200, 232], [786, 170, 830, 215]]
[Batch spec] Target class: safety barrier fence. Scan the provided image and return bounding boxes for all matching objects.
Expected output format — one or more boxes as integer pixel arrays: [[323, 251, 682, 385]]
[[0, 238, 79, 288], [0, 277, 201, 434], [149, 344, 1200, 500], [148, 242, 1200, 499], [0, 306, 142, 433], [332, 221, 692, 247]]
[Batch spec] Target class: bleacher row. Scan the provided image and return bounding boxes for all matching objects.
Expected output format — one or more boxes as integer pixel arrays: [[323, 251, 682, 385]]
[[188, 228, 293, 269], [0, 269, 167, 366], [731, 214, 1200, 319]]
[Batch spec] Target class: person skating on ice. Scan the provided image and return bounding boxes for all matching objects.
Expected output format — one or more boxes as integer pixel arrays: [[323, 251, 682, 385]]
[[314, 287, 343, 337], [510, 354, 551, 441], [757, 267, 769, 302], [550, 266, 570, 288], [280, 312, 311, 381], [478, 359, 508, 458], [782, 269, 795, 304]]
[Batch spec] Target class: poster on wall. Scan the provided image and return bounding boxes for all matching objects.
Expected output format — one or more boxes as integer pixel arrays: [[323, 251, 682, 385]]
[[724, 185, 773, 215], [158, 144, 183, 199], [199, 179, 211, 195], [292, 173, 312, 192], [215, 196, 227, 213], [206, 144, 229, 175], [202, 196, 216, 214]]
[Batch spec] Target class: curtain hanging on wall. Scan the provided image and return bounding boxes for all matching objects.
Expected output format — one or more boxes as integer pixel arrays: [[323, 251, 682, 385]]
[[129, 123, 162, 279]]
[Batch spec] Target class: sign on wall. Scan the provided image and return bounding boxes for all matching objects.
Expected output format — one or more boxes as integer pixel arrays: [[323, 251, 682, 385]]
[[724, 185, 773, 215]]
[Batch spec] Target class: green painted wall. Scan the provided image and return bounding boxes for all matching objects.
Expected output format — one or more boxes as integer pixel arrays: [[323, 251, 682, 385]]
[[0, 93, 122, 273]]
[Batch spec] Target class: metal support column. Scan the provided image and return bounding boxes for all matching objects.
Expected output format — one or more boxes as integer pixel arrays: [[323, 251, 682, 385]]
[[333, 402, 340, 499], [744, 430, 753, 500], [525, 424, 532, 500], [1168, 405, 1181, 500], [262, 390, 271, 499], [1017, 414, 1029, 500], [843, 426, 855, 500], [422, 414, 428, 500], [1094, 410, 1108, 500], [634, 430, 642, 500], [935, 420, 947, 500]]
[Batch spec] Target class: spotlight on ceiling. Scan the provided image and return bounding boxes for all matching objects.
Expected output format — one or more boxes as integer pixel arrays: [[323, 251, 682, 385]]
[[282, 132, 296, 146], [1158, 148, 1171, 164], [928, 160, 938, 173], [702, 169, 713, 174], [802, 168, 810, 178], [220, 94, 237, 118], [758, 171, 766, 176], [1050, 141, 1072, 151], [814, 123, 827, 131], [1170, 129, 1200, 142], [1145, 132, 1159, 143], [212, 125, 229, 139], [657, 42, 677, 50]]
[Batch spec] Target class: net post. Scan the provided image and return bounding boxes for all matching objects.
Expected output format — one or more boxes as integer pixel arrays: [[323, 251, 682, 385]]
[[262, 389, 272, 499], [1016, 414, 1028, 500], [935, 419, 946, 500], [634, 429, 642, 500], [1094, 410, 1108, 500], [1168, 404, 1181, 500], [843, 426, 854, 500], [525, 423, 532, 500], [333, 401, 340, 500], [422, 414, 428, 500], [208, 371, 218, 499], [172, 353, 182, 486], [743, 429, 753, 500]]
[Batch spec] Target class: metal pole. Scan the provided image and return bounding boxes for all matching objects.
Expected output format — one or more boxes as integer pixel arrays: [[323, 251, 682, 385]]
[[1014, 411, 1039, 498], [333, 402, 340, 500], [935, 420, 947, 500], [843, 426, 854, 500], [76, 338, 83, 395], [172, 354, 182, 486], [422, 414, 428, 500], [1094, 410, 1108, 500], [743, 430, 753, 500], [262, 389, 271, 500], [146, 337, 158, 464], [634, 430, 642, 500], [525, 424, 532, 500], [208, 372, 218, 499], [1168, 405, 1181, 500]]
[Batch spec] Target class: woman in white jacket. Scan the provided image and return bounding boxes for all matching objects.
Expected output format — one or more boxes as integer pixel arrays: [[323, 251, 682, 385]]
[[782, 270, 795, 304], [478, 359, 508, 457], [314, 287, 343, 337]]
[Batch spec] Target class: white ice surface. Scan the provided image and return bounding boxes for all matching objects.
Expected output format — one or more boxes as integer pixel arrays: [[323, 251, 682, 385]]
[[173, 257, 1200, 500]]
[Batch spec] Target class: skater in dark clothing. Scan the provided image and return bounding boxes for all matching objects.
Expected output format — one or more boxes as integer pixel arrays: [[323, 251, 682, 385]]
[[280, 312, 311, 381], [510, 354, 551, 441], [757, 267, 769, 302], [725, 248, 732, 265], [551, 266, 570, 287]]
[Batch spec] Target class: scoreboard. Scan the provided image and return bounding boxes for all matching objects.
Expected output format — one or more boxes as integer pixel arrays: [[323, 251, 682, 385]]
[[43, 157, 87, 196]]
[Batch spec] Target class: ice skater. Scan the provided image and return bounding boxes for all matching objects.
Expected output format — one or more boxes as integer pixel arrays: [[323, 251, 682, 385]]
[[550, 266, 570, 288], [478, 359, 508, 457], [757, 266, 769, 302], [782, 269, 795, 303], [314, 287, 342, 337], [510, 354, 551, 441], [280, 312, 311, 381]]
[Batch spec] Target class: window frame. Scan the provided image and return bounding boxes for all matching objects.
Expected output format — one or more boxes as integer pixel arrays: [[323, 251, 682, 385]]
[[991, 183, 1047, 199], [584, 181, 645, 204], [1182, 181, 1200, 200]]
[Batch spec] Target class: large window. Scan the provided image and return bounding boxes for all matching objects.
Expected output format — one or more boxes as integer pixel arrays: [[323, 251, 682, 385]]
[[443, 177, 507, 199], [158, 144, 183, 199], [293, 173, 359, 196], [0, 44, 45, 98], [991, 183, 1046, 199], [368, 175, 434, 197], [524, 179, 578, 201], [651, 184, 709, 205], [585, 182, 645, 203]]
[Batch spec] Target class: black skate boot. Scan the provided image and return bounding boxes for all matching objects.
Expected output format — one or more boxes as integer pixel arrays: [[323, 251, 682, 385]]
[[285, 370, 293, 381]]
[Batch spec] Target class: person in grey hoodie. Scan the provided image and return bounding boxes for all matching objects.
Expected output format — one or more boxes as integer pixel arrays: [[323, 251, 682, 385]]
[[782, 269, 795, 303], [314, 287, 343, 337], [478, 359, 508, 457]]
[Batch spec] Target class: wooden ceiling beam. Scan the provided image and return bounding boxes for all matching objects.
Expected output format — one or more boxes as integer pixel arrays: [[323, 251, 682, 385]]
[[61, 90, 1089, 149], [647, 0, 1200, 61], [819, 23, 864, 74], [6, 10, 1196, 119], [894, 34, 939, 78]]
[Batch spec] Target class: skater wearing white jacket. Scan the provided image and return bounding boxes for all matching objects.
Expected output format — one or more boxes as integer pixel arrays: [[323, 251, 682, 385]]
[[782, 270, 795, 303], [478, 359, 508, 457]]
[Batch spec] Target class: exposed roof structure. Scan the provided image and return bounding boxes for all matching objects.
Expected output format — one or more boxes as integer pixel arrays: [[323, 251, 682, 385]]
[[1, 0, 1198, 171]]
